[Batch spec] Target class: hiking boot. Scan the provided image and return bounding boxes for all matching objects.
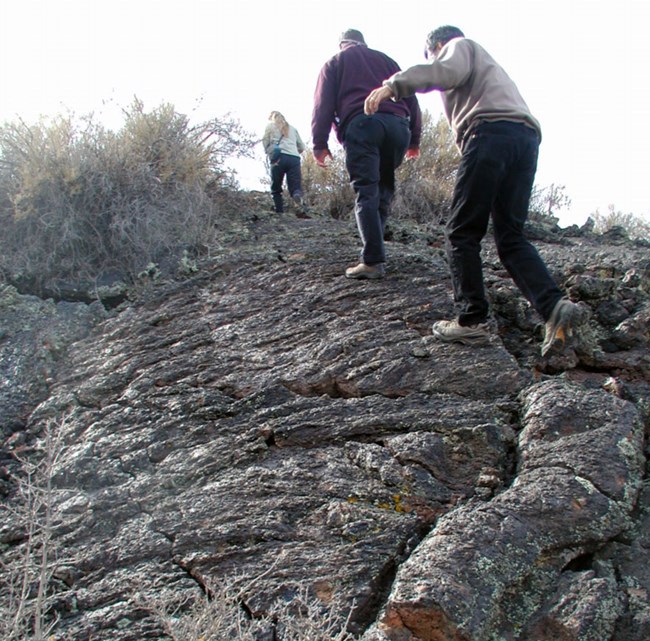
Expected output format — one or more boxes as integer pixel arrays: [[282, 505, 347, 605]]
[[345, 263, 385, 280], [541, 298, 581, 357], [292, 195, 311, 219], [431, 318, 490, 345]]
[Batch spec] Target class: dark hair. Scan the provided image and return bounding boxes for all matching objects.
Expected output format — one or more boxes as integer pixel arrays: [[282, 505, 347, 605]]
[[426, 25, 465, 52], [339, 28, 366, 45]]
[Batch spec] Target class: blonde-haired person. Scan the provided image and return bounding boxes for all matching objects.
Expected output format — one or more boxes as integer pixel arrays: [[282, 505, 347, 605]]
[[262, 111, 309, 217]]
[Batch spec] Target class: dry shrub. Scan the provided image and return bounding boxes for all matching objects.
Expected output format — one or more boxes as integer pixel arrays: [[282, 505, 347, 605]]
[[590, 205, 650, 241], [147, 576, 357, 641], [393, 111, 459, 223], [299, 112, 458, 224], [301, 150, 355, 219], [299, 113, 583, 233], [0, 99, 256, 294], [0, 420, 72, 641]]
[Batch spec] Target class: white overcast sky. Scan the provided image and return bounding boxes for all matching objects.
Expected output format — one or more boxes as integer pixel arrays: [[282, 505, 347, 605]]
[[1, 0, 648, 226]]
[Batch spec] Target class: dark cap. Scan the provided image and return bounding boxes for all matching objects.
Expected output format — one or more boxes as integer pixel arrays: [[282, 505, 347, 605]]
[[339, 29, 365, 45]]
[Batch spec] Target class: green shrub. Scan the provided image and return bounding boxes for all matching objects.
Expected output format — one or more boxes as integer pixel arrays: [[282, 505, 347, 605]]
[[0, 100, 256, 293]]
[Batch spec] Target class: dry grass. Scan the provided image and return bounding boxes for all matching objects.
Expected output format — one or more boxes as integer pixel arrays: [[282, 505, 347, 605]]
[[146, 577, 358, 641]]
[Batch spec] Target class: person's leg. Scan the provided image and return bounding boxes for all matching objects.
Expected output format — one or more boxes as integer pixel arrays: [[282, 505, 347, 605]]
[[284, 156, 309, 217], [377, 113, 410, 232], [489, 124, 582, 356], [446, 127, 505, 326], [491, 126, 564, 321], [344, 115, 385, 265], [285, 156, 303, 201], [270, 160, 285, 213]]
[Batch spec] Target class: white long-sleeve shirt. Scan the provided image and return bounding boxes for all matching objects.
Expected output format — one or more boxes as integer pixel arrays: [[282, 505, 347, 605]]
[[262, 123, 306, 159]]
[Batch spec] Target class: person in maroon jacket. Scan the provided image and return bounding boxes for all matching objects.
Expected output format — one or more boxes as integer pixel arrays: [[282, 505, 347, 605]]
[[312, 29, 422, 279]]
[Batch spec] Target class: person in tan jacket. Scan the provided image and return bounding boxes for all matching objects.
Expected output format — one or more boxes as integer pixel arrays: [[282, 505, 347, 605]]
[[365, 25, 581, 356]]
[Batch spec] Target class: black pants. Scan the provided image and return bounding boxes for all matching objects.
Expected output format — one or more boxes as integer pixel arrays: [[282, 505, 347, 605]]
[[343, 113, 411, 265], [448, 121, 563, 325], [271, 154, 302, 213]]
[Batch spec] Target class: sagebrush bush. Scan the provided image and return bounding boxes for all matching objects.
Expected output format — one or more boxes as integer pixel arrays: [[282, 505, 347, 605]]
[[393, 111, 459, 223], [299, 112, 458, 224], [0, 99, 256, 294], [301, 151, 355, 219], [591, 204, 650, 240]]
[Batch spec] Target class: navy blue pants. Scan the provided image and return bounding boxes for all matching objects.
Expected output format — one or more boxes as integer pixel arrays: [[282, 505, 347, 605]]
[[343, 113, 411, 265], [271, 153, 302, 213], [448, 121, 563, 325]]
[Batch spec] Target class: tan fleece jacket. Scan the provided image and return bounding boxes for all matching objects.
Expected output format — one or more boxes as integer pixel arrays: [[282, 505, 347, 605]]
[[384, 37, 541, 147]]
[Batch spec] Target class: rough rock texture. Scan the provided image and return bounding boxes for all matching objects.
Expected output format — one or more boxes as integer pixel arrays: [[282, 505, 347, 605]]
[[1, 203, 648, 640], [372, 381, 645, 641], [0, 284, 107, 440]]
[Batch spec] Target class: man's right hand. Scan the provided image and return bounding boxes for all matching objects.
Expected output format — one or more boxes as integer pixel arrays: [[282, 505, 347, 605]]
[[314, 149, 333, 168], [364, 85, 395, 115]]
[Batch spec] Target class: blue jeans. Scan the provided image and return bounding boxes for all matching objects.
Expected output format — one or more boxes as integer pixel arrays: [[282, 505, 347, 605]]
[[448, 121, 563, 325], [343, 113, 411, 265], [271, 154, 302, 212]]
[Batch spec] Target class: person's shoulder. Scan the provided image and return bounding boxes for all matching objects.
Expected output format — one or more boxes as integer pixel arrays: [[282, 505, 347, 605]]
[[325, 46, 351, 64], [457, 38, 496, 63], [366, 46, 400, 66], [319, 51, 341, 73], [451, 37, 478, 53], [439, 37, 479, 63]]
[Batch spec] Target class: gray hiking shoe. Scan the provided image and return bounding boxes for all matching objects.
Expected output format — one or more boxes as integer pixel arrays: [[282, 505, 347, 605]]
[[345, 263, 385, 280], [541, 298, 582, 357], [431, 319, 490, 345]]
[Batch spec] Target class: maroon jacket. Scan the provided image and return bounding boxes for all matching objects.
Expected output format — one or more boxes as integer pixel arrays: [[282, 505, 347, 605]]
[[312, 42, 422, 152]]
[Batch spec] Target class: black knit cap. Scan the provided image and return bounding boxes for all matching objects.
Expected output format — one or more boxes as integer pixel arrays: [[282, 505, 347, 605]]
[[339, 29, 366, 45]]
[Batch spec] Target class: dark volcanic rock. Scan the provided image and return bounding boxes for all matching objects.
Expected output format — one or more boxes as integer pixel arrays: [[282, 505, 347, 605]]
[[1, 209, 648, 641], [372, 380, 644, 641], [0, 284, 107, 438]]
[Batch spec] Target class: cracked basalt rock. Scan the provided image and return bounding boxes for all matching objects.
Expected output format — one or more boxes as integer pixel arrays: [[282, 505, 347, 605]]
[[370, 380, 644, 641], [1, 207, 648, 640]]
